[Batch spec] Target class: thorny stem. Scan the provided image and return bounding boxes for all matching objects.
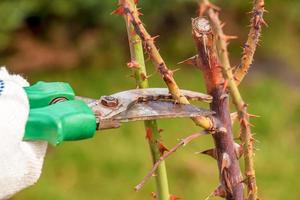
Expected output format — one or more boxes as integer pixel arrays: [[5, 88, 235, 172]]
[[117, 0, 215, 131], [191, 17, 244, 200], [201, 1, 259, 199], [121, 0, 170, 199], [144, 121, 170, 200], [234, 0, 266, 85], [135, 132, 205, 191]]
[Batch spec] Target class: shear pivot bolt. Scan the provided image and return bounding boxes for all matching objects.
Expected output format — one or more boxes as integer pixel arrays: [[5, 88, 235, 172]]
[[100, 96, 119, 107]]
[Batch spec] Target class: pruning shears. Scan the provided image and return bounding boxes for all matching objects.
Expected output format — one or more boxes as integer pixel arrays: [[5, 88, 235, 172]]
[[24, 82, 213, 145]]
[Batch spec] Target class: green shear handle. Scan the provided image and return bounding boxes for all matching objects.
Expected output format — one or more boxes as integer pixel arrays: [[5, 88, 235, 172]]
[[24, 82, 96, 145]]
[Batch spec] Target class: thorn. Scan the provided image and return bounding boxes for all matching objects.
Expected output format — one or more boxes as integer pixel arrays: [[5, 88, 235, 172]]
[[234, 143, 243, 159], [136, 8, 143, 16], [247, 113, 260, 118], [127, 60, 140, 68], [239, 118, 244, 124], [253, 137, 260, 143], [204, 192, 212, 200], [260, 17, 268, 27], [145, 127, 153, 141], [222, 34, 238, 42], [247, 10, 254, 15], [240, 176, 248, 184], [222, 80, 228, 93], [204, 185, 226, 200], [170, 68, 181, 76], [150, 192, 157, 199], [138, 21, 143, 25], [231, 65, 238, 72], [213, 185, 226, 198], [178, 55, 198, 66], [199, 148, 217, 160], [253, 15, 268, 28], [111, 6, 125, 15], [248, 121, 255, 127], [221, 152, 231, 173], [152, 35, 160, 40], [169, 194, 181, 200], [181, 138, 188, 147], [254, 146, 260, 151], [253, 15, 260, 27], [230, 112, 238, 125], [141, 72, 152, 81], [220, 22, 226, 28], [147, 35, 159, 42], [158, 128, 164, 133], [240, 117, 249, 127], [158, 142, 169, 156]]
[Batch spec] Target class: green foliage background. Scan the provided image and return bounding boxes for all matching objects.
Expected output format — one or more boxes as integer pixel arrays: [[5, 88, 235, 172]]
[[0, 0, 299, 199]]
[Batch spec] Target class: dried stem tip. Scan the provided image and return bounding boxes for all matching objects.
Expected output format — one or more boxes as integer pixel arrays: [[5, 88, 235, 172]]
[[192, 17, 212, 34]]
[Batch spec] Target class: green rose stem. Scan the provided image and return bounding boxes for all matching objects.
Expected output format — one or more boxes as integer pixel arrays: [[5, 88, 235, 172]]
[[119, 0, 170, 199]]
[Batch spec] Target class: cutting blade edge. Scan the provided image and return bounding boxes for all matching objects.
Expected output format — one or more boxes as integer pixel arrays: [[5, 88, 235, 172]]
[[111, 101, 213, 122]]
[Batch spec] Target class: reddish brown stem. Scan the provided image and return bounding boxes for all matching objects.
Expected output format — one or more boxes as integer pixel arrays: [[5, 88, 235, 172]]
[[117, 0, 215, 130], [191, 18, 243, 200], [202, 2, 259, 198]]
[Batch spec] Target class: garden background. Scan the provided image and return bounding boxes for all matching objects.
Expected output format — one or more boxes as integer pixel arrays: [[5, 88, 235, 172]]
[[1, 0, 299, 199]]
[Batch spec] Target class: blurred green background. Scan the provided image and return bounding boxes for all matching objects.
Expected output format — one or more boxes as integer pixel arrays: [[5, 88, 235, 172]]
[[1, 0, 299, 199]]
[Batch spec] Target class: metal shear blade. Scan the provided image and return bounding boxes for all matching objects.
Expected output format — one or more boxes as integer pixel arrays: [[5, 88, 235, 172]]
[[77, 88, 213, 130], [112, 101, 213, 122]]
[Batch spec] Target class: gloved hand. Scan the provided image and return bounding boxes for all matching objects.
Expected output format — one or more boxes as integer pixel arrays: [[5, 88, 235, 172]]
[[0, 67, 48, 200]]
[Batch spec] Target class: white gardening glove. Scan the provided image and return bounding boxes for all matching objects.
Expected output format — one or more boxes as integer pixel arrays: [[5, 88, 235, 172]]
[[0, 67, 48, 200]]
